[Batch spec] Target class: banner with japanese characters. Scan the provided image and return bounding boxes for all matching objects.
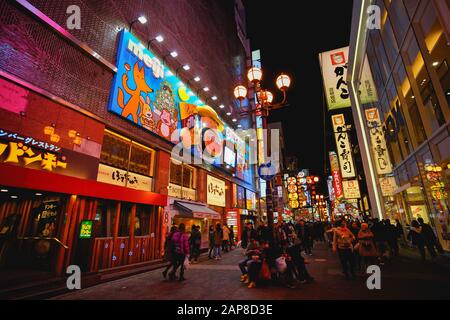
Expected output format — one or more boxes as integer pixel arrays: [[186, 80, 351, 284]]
[[342, 180, 361, 199], [207, 175, 226, 207], [331, 114, 356, 178], [365, 108, 393, 175], [379, 176, 397, 196], [329, 151, 344, 199], [97, 163, 152, 191], [319, 46, 378, 111]]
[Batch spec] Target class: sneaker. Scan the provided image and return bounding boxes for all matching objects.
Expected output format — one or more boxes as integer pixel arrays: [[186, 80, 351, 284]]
[[247, 281, 256, 288], [240, 275, 247, 282]]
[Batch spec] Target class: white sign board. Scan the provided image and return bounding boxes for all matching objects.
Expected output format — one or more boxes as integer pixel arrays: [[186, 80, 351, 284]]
[[207, 175, 226, 207]]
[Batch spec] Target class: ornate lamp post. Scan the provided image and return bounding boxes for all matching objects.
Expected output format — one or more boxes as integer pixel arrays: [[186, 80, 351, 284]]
[[233, 67, 291, 237]]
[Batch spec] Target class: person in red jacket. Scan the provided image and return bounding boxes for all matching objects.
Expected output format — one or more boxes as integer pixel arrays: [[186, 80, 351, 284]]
[[169, 223, 190, 281]]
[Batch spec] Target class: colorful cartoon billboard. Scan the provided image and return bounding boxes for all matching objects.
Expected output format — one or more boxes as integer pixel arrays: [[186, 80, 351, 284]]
[[108, 30, 253, 183]]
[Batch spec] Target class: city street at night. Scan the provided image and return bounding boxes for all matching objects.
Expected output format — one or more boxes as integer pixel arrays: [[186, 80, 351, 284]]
[[52, 243, 450, 300], [1, 0, 450, 308]]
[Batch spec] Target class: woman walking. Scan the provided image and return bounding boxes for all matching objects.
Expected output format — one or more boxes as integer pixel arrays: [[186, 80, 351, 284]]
[[357, 223, 377, 269], [332, 219, 356, 279], [407, 220, 426, 260]]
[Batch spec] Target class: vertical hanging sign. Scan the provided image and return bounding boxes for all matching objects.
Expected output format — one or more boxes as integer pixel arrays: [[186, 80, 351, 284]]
[[331, 114, 355, 178], [365, 108, 392, 175]]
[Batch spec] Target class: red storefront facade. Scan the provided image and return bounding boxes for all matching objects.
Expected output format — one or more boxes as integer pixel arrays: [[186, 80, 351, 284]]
[[0, 0, 256, 291]]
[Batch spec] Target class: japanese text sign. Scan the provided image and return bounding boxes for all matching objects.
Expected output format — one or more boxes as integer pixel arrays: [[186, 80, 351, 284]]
[[207, 175, 226, 207], [331, 114, 355, 178], [365, 108, 392, 175]]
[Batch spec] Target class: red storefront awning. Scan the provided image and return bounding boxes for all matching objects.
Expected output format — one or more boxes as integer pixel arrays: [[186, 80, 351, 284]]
[[0, 163, 167, 206], [174, 201, 221, 219]]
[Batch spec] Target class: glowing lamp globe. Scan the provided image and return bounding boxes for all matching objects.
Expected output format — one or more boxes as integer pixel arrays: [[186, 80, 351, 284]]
[[276, 73, 291, 90], [313, 176, 319, 183], [247, 67, 262, 83], [233, 85, 247, 100], [265, 91, 274, 103]]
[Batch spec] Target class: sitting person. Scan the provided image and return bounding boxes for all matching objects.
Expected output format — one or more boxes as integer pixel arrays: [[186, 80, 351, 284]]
[[276, 252, 297, 288], [239, 238, 260, 283], [246, 240, 272, 288]]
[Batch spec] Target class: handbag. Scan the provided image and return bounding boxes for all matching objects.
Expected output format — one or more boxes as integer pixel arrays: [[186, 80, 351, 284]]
[[259, 259, 272, 281]]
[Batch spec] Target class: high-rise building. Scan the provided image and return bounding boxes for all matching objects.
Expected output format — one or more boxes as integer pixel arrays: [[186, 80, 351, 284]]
[[348, 0, 450, 251]]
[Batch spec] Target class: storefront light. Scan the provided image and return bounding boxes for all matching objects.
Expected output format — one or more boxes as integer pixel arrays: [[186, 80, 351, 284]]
[[211, 96, 217, 101], [194, 76, 200, 82], [44, 125, 55, 136], [182, 64, 190, 71], [219, 104, 225, 109], [155, 35, 164, 43], [432, 61, 439, 67], [0, 189, 8, 192], [50, 133, 60, 143], [68, 130, 77, 138], [137, 16, 147, 24], [170, 51, 178, 58]]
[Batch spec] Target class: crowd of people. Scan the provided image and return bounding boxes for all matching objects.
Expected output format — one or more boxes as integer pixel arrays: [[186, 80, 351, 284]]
[[162, 216, 443, 284]]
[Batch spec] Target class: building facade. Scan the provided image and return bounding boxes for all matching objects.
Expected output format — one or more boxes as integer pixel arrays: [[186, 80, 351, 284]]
[[348, 0, 450, 250], [0, 0, 259, 289]]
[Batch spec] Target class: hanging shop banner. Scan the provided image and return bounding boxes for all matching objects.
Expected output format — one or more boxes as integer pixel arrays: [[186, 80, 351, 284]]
[[365, 108, 393, 174], [331, 114, 355, 178], [207, 175, 226, 207], [342, 180, 361, 199], [327, 176, 335, 202], [379, 176, 398, 197], [96, 163, 152, 191], [167, 183, 196, 201], [329, 151, 344, 199], [319, 46, 378, 111]]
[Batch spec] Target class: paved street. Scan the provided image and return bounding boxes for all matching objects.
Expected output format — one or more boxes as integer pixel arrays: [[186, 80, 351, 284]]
[[52, 243, 450, 300]]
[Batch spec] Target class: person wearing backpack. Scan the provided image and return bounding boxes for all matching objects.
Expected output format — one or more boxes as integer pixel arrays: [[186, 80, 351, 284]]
[[162, 225, 177, 279], [169, 223, 190, 281], [333, 219, 356, 279]]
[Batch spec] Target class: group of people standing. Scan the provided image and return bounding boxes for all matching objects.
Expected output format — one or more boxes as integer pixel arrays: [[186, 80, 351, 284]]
[[327, 216, 442, 280], [208, 223, 235, 260]]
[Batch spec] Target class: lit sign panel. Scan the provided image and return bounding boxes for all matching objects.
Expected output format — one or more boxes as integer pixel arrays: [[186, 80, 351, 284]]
[[79, 220, 94, 239], [365, 108, 392, 175], [331, 114, 355, 178]]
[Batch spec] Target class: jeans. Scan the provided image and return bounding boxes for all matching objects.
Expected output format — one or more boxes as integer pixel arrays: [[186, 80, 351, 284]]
[[170, 253, 186, 279], [239, 258, 251, 275], [337, 248, 355, 278], [214, 245, 221, 257]]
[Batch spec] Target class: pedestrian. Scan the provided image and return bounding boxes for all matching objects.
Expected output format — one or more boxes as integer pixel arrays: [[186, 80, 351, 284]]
[[296, 219, 313, 255], [162, 226, 177, 279], [214, 223, 223, 260], [241, 222, 257, 249], [169, 223, 190, 281], [332, 219, 356, 279], [189, 225, 201, 263], [417, 218, 438, 259], [384, 219, 399, 259], [229, 226, 235, 249], [407, 220, 427, 260], [222, 224, 230, 253], [208, 225, 215, 259], [357, 223, 377, 269], [350, 221, 361, 270], [287, 242, 314, 284], [371, 218, 388, 265]]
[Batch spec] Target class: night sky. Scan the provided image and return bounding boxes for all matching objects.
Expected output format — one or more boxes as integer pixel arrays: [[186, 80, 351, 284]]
[[243, 1, 353, 192]]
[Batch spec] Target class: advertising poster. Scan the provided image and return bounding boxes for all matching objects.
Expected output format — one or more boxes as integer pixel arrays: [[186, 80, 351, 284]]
[[342, 180, 361, 199], [207, 175, 226, 207]]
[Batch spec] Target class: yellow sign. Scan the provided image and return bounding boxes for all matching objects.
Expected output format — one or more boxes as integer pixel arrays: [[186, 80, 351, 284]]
[[0, 141, 67, 172], [342, 180, 361, 199], [207, 175, 226, 207]]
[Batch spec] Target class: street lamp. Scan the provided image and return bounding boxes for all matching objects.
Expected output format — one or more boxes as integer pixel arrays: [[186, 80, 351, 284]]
[[232, 66, 291, 238]]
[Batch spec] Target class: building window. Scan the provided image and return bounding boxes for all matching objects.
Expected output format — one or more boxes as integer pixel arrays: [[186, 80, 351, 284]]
[[168, 159, 196, 200], [119, 203, 132, 237], [94, 200, 117, 238], [99, 130, 155, 190], [135, 204, 152, 236]]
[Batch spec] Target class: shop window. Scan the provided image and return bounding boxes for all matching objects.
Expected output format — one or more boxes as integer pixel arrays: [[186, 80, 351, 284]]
[[119, 203, 132, 237], [385, 0, 410, 46], [414, 0, 450, 99], [401, 30, 445, 132], [367, 39, 386, 93], [369, 31, 391, 84], [100, 131, 130, 171], [129, 142, 153, 176], [169, 159, 196, 200], [135, 204, 152, 236], [392, 58, 427, 145], [100, 130, 155, 190], [379, 1, 400, 68], [94, 200, 116, 238]]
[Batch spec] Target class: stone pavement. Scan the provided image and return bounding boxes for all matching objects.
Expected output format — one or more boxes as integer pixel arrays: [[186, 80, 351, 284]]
[[52, 242, 450, 300]]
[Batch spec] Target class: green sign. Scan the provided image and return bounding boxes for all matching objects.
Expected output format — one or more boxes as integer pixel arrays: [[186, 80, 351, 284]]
[[79, 220, 93, 239]]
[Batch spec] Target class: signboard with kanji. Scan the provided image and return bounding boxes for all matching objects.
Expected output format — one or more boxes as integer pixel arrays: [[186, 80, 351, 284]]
[[331, 115, 355, 178]]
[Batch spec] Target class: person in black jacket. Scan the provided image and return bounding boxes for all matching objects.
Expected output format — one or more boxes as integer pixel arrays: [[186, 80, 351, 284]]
[[241, 222, 258, 249], [417, 218, 438, 259], [295, 220, 313, 255], [384, 219, 399, 258], [407, 220, 427, 260]]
